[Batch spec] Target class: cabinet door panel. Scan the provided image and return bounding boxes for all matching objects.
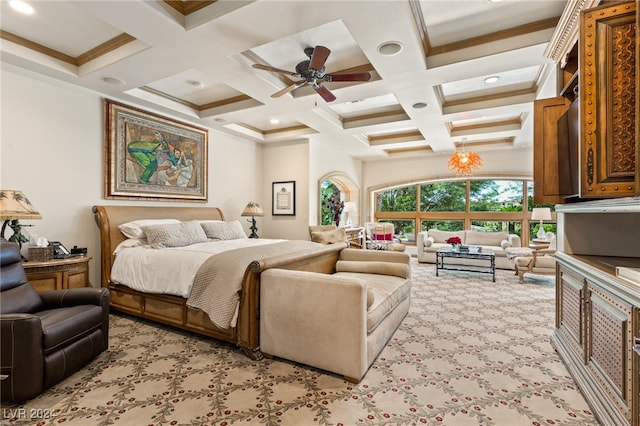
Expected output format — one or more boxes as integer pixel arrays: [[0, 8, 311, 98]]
[[580, 2, 637, 197], [587, 283, 634, 422], [558, 265, 585, 355]]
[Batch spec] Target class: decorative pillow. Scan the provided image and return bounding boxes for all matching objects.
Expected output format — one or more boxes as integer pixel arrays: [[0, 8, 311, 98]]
[[428, 229, 465, 244], [310, 228, 347, 244], [113, 238, 146, 255], [424, 236, 434, 247], [142, 221, 208, 248], [118, 219, 181, 240], [200, 220, 247, 240]]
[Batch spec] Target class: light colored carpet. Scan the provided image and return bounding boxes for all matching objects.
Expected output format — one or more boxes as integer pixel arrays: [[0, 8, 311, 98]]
[[2, 260, 599, 425]]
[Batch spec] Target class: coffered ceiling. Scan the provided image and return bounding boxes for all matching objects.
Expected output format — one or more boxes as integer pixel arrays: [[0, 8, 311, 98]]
[[0, 0, 569, 161]]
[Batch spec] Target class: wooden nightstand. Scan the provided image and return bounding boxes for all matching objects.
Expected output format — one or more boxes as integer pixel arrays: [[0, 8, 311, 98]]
[[22, 256, 92, 291]]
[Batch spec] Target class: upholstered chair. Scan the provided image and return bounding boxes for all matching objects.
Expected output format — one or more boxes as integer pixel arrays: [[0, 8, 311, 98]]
[[365, 222, 406, 252], [0, 241, 110, 402], [514, 238, 557, 283]]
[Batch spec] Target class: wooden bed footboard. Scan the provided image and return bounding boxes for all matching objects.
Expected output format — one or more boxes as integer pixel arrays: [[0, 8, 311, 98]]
[[92, 205, 344, 358]]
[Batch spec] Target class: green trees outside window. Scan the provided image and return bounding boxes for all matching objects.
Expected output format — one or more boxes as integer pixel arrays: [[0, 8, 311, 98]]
[[373, 178, 553, 244]]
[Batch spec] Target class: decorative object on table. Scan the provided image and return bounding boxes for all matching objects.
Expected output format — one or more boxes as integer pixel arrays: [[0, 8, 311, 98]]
[[327, 196, 344, 227], [272, 181, 296, 215], [104, 99, 208, 202], [0, 189, 42, 252], [241, 201, 264, 238], [447, 144, 482, 176], [531, 207, 552, 239], [445, 236, 462, 250]]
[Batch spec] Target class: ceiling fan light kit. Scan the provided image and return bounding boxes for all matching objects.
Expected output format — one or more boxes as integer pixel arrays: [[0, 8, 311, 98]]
[[252, 45, 371, 102]]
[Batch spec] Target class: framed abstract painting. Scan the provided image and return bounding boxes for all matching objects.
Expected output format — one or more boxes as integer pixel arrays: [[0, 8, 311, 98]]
[[104, 99, 208, 201]]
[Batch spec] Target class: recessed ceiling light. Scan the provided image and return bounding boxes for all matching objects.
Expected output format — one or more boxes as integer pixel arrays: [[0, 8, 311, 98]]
[[187, 80, 204, 88], [270, 119, 280, 125], [412, 102, 427, 109], [378, 41, 403, 56], [214, 118, 227, 123], [484, 76, 500, 84], [102, 76, 126, 86], [488, 0, 504, 3], [9, 1, 34, 14]]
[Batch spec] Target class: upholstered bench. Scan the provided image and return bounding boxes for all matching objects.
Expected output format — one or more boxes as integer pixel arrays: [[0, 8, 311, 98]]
[[260, 248, 411, 382]]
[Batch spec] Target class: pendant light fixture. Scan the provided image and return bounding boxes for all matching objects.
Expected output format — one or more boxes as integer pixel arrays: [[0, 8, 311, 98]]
[[447, 143, 482, 176]]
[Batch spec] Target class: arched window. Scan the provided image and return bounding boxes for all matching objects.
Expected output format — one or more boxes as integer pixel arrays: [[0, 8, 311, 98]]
[[318, 172, 360, 227]]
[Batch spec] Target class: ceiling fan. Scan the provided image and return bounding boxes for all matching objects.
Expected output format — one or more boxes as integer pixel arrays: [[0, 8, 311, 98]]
[[252, 45, 371, 102]]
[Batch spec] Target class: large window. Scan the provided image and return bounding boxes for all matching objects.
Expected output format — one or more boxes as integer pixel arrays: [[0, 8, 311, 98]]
[[374, 178, 552, 245]]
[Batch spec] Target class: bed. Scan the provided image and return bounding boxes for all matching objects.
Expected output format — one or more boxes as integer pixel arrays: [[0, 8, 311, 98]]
[[93, 205, 345, 359]]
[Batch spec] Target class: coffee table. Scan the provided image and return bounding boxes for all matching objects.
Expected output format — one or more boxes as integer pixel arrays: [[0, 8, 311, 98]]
[[436, 247, 496, 282]]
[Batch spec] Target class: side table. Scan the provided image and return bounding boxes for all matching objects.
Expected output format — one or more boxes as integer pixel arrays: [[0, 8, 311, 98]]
[[22, 256, 92, 291], [344, 227, 365, 249]]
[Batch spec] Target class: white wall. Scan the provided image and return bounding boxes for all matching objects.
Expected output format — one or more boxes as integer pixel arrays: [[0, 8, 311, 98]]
[[0, 68, 262, 286], [260, 141, 310, 240]]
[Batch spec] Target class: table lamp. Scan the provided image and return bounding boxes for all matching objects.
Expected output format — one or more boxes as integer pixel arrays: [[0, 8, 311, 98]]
[[531, 207, 552, 240], [241, 201, 264, 238], [0, 189, 42, 250]]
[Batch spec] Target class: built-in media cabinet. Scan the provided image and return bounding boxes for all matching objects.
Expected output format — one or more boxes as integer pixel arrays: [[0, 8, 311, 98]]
[[536, 0, 638, 204], [553, 198, 640, 426]]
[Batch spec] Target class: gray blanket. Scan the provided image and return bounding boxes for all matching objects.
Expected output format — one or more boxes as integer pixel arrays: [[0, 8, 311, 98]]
[[186, 240, 323, 329]]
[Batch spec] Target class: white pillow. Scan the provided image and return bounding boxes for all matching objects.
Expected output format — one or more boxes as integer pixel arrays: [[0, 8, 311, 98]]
[[113, 238, 146, 255], [142, 221, 208, 248], [200, 220, 247, 240], [118, 219, 181, 240]]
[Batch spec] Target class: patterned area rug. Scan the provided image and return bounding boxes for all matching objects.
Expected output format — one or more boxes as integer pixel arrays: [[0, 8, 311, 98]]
[[2, 260, 599, 425]]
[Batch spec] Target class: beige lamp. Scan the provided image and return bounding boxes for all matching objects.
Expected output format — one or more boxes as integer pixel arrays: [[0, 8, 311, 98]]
[[0, 189, 42, 250], [241, 201, 264, 238], [531, 207, 552, 240]]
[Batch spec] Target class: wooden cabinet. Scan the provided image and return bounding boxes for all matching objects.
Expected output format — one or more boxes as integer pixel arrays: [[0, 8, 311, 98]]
[[534, 96, 573, 204], [22, 256, 92, 291], [579, 1, 637, 198], [553, 198, 640, 426], [536, 1, 638, 203]]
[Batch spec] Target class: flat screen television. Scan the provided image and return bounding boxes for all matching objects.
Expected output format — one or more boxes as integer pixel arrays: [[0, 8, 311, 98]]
[[556, 98, 579, 199]]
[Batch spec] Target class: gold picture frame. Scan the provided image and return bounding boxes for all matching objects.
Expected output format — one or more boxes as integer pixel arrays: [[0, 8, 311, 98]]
[[104, 99, 208, 201]]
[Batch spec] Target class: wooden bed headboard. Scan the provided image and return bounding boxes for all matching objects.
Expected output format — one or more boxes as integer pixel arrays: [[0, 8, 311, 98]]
[[92, 205, 224, 288]]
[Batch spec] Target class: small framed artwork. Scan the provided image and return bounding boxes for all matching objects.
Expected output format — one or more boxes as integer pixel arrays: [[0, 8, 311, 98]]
[[104, 99, 208, 201], [272, 181, 296, 215]]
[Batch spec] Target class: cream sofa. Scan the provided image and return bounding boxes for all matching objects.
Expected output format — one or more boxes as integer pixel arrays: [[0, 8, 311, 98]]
[[260, 248, 411, 382], [417, 229, 521, 270]]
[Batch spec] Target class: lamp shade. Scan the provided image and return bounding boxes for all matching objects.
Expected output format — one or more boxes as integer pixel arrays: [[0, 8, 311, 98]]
[[241, 201, 264, 217], [0, 189, 42, 220], [531, 207, 552, 221]]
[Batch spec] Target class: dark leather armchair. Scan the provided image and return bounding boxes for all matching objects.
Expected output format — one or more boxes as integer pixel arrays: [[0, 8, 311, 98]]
[[0, 241, 109, 402]]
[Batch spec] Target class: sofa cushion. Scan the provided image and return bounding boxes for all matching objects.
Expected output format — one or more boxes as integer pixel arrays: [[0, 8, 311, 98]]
[[333, 272, 411, 334], [428, 229, 466, 244], [465, 231, 508, 246]]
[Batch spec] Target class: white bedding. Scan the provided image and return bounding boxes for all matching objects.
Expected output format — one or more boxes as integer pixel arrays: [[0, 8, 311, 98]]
[[111, 238, 284, 298]]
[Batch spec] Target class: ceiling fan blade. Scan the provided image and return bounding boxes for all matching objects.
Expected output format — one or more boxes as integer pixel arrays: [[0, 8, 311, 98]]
[[313, 84, 336, 102], [252, 63, 298, 77], [308, 45, 331, 71], [271, 81, 306, 98], [324, 72, 372, 82]]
